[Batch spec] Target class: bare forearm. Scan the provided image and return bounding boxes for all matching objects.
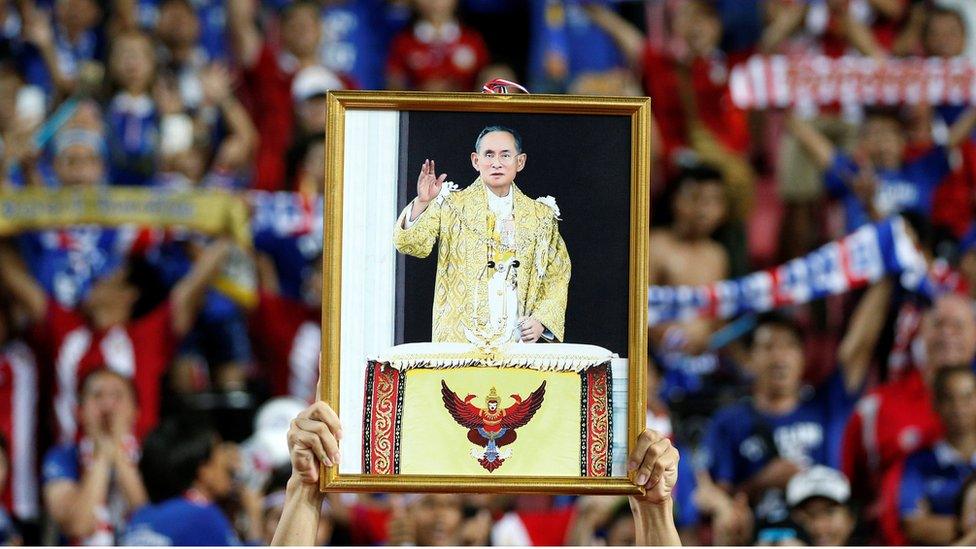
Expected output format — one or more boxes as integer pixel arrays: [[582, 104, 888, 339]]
[[584, 4, 644, 69], [114, 458, 148, 511], [630, 497, 680, 546], [788, 116, 835, 170], [838, 278, 892, 391], [948, 108, 976, 149], [868, 0, 906, 19], [905, 515, 958, 545], [172, 238, 232, 336], [271, 476, 325, 546], [759, 4, 805, 53], [0, 241, 46, 322], [64, 458, 112, 537], [219, 97, 257, 153], [844, 14, 886, 60]]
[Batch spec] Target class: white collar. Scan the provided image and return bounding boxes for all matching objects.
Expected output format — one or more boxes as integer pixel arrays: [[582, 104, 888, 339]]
[[112, 93, 154, 116], [934, 440, 976, 468], [414, 20, 461, 44], [484, 183, 513, 206]]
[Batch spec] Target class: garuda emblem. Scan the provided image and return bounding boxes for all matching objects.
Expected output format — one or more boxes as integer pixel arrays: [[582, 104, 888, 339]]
[[440, 380, 546, 472]]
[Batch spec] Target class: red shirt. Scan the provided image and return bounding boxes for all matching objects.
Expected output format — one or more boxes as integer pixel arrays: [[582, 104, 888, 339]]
[[386, 22, 489, 91], [250, 292, 320, 402], [241, 43, 298, 191], [642, 45, 749, 173], [840, 368, 943, 512], [38, 301, 177, 443], [932, 140, 976, 238], [0, 342, 38, 520]]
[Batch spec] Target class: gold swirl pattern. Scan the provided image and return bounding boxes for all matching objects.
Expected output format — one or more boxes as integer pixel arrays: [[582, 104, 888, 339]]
[[371, 366, 398, 475], [586, 363, 611, 477]]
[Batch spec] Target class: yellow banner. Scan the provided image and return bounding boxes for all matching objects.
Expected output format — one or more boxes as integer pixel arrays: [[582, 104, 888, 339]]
[[399, 367, 582, 476], [0, 187, 251, 248]]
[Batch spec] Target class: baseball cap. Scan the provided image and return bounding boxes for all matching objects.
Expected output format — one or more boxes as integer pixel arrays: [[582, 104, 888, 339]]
[[786, 465, 851, 508], [291, 66, 343, 103]]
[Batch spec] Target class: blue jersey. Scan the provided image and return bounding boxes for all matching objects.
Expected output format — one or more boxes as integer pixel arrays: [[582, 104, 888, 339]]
[[17, 226, 127, 307], [106, 94, 159, 187], [41, 444, 81, 485], [824, 148, 952, 233], [899, 441, 976, 518], [135, 0, 228, 61], [251, 192, 323, 301], [673, 443, 700, 529], [713, 0, 763, 56], [703, 370, 860, 487], [527, 0, 624, 91], [123, 497, 241, 546], [318, 0, 408, 90]]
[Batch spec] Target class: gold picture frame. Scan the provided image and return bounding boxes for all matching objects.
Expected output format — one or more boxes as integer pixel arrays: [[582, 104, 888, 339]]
[[321, 90, 651, 494]]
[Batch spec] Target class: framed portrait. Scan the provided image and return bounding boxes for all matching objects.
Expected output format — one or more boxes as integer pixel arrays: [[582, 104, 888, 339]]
[[321, 91, 650, 494]]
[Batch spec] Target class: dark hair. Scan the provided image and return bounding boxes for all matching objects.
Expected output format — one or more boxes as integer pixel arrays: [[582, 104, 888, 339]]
[[280, 0, 318, 20], [139, 415, 218, 503], [474, 125, 522, 154], [749, 312, 804, 348], [78, 368, 138, 405], [901, 211, 935, 256], [933, 364, 975, 402], [862, 106, 905, 129], [676, 164, 724, 188]]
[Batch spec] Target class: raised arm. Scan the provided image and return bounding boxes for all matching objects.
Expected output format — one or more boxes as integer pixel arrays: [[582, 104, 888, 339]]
[[788, 115, 837, 170], [170, 238, 233, 338], [759, 0, 806, 53], [226, 0, 262, 68], [0, 240, 47, 323], [838, 278, 893, 392], [948, 108, 976, 149], [200, 63, 257, 162], [21, 3, 75, 97], [583, 4, 645, 71], [843, 11, 887, 61], [271, 400, 341, 546], [627, 429, 681, 546]]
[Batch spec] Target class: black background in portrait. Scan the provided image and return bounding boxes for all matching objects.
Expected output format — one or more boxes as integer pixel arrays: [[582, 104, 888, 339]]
[[395, 111, 633, 357]]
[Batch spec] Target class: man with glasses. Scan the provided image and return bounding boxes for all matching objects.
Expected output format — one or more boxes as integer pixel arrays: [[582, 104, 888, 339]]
[[394, 125, 571, 344]]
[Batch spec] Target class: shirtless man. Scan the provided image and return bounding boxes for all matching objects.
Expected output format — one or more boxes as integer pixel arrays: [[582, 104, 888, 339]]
[[649, 165, 729, 363]]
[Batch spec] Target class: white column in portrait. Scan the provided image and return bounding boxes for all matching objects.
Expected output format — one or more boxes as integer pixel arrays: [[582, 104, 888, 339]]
[[338, 109, 399, 474]]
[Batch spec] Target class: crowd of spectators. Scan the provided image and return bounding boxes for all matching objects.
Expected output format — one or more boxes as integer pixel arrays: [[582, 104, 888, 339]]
[[2, 0, 976, 545]]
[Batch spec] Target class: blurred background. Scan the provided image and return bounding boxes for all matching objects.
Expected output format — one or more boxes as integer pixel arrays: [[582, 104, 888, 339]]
[[2, 0, 976, 545]]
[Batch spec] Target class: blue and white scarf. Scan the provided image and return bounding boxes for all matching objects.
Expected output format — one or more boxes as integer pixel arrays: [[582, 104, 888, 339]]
[[648, 216, 929, 325]]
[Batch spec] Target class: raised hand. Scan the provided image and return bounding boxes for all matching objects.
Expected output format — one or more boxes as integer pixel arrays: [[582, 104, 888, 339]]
[[286, 401, 342, 484], [417, 158, 447, 204], [628, 429, 679, 504]]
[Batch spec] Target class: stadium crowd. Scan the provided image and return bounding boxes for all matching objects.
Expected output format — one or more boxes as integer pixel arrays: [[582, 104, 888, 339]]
[[2, 0, 976, 544]]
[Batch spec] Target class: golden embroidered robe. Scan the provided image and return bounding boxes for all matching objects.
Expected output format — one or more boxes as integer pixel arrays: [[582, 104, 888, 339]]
[[393, 180, 571, 343]]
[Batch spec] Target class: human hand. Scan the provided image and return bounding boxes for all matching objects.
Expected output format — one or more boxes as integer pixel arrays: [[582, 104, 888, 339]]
[[200, 63, 233, 106], [416, 158, 447, 205], [518, 316, 544, 343], [627, 429, 679, 504], [22, 7, 54, 48], [286, 401, 342, 484]]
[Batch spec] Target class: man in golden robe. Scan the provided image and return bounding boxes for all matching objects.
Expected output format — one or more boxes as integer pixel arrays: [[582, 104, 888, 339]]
[[393, 126, 571, 344]]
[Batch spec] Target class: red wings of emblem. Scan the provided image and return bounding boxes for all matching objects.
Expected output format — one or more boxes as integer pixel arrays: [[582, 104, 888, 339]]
[[440, 380, 546, 472]]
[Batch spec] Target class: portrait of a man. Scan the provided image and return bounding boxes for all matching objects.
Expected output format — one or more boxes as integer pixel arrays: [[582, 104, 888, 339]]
[[393, 126, 571, 344]]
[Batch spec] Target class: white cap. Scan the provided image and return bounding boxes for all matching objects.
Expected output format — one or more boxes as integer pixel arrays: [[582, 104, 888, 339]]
[[292, 66, 343, 103], [247, 397, 307, 466], [786, 465, 851, 507]]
